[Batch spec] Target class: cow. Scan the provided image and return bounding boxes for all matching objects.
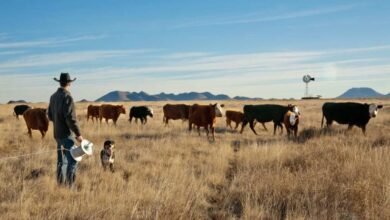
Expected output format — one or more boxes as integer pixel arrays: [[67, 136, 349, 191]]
[[225, 110, 269, 131], [13, 104, 32, 119], [23, 108, 49, 138], [321, 102, 383, 134], [129, 106, 153, 124], [225, 110, 244, 130], [87, 105, 100, 122], [284, 110, 300, 138], [188, 103, 224, 141], [99, 104, 126, 126], [240, 104, 299, 135], [163, 104, 190, 126]]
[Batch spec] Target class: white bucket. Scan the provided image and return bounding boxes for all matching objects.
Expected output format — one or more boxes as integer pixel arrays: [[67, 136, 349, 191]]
[[70, 139, 93, 162]]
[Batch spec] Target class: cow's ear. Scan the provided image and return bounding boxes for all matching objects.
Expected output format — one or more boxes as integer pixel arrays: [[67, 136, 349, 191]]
[[378, 105, 383, 109]]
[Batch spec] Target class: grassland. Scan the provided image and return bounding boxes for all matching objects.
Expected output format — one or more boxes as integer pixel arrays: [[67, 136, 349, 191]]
[[0, 99, 389, 219]]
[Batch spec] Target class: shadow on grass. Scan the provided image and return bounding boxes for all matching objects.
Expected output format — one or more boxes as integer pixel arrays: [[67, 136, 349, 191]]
[[121, 133, 168, 140]]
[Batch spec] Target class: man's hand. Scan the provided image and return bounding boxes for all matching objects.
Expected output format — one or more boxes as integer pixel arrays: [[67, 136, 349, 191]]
[[76, 135, 83, 143]]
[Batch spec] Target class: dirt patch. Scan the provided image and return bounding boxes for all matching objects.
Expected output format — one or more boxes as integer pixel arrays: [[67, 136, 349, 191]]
[[207, 140, 244, 219]]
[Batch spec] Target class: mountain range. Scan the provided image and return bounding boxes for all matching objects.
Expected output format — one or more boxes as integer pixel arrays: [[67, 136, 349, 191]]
[[95, 91, 260, 102]]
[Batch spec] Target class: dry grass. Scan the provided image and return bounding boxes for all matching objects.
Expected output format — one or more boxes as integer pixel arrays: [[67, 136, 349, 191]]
[[0, 99, 389, 219]]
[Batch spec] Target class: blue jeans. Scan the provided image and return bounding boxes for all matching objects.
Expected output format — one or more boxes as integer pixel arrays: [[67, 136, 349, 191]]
[[56, 136, 78, 186]]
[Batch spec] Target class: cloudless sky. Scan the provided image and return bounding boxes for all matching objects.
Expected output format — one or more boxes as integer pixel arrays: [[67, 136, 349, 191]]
[[0, 0, 390, 102]]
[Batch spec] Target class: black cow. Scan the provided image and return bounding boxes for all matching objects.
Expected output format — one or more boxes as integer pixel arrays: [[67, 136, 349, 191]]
[[13, 105, 32, 119], [129, 106, 154, 124], [321, 102, 383, 134], [240, 104, 299, 135]]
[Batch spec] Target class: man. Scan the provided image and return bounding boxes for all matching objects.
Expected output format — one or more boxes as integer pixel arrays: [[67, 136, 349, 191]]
[[48, 73, 83, 187]]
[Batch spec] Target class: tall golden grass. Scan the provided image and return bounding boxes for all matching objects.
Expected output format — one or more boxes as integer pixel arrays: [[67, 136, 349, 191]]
[[0, 99, 389, 219]]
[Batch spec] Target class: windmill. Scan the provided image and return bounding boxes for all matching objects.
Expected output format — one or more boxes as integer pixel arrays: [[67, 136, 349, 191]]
[[302, 75, 315, 98]]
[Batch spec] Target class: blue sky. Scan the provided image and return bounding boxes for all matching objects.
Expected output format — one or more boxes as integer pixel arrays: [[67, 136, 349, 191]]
[[0, 0, 390, 102]]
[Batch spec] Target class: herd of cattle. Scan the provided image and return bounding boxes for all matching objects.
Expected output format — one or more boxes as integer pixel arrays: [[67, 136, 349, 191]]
[[13, 102, 384, 140]]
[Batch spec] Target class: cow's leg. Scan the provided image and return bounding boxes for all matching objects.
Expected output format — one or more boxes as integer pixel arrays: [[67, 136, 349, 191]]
[[129, 116, 132, 123], [226, 119, 232, 129], [189, 121, 192, 132], [347, 124, 353, 131], [249, 120, 258, 135], [286, 128, 291, 138], [197, 126, 201, 136], [326, 120, 332, 128], [234, 122, 240, 130], [273, 123, 277, 135], [144, 117, 147, 124], [40, 129, 46, 139], [113, 119, 117, 127], [109, 163, 115, 173], [27, 127, 32, 138], [261, 123, 268, 131], [205, 126, 210, 138], [105, 118, 109, 125], [240, 120, 248, 134], [279, 123, 283, 135], [361, 125, 366, 135], [211, 126, 215, 141], [294, 127, 298, 138]]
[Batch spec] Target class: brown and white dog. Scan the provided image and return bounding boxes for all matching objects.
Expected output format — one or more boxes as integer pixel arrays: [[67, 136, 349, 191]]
[[283, 110, 300, 138], [100, 140, 115, 172]]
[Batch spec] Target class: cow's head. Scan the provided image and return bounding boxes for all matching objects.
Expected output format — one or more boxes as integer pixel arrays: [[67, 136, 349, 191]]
[[117, 105, 126, 114], [147, 107, 154, 118], [213, 103, 224, 117], [288, 104, 300, 115], [368, 104, 383, 118]]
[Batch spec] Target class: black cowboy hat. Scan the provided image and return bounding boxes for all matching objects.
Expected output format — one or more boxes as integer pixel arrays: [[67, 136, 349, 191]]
[[54, 73, 76, 83]]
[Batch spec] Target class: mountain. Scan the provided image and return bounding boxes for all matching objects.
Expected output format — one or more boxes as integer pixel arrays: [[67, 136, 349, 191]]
[[337, 87, 386, 98], [96, 91, 257, 102], [78, 99, 90, 103], [7, 100, 27, 104], [233, 96, 262, 100]]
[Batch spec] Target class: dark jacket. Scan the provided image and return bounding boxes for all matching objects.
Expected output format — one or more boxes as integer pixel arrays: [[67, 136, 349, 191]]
[[48, 88, 81, 139]]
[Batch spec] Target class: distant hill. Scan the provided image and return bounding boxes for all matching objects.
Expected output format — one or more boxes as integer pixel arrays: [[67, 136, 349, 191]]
[[7, 100, 27, 104], [337, 87, 387, 99], [96, 91, 260, 102], [78, 99, 90, 103]]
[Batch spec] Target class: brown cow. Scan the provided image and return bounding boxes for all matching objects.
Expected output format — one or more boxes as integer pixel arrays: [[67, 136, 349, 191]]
[[87, 105, 100, 122], [226, 110, 267, 131], [99, 104, 126, 126], [163, 104, 190, 126], [188, 103, 224, 141], [225, 110, 243, 130], [23, 108, 49, 138], [283, 110, 300, 138]]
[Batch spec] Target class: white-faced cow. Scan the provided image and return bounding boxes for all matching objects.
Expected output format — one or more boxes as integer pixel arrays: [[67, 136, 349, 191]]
[[188, 103, 224, 141], [241, 104, 299, 135], [321, 102, 383, 134]]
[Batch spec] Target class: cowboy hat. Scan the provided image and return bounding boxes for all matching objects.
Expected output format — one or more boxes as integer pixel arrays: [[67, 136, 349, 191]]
[[54, 72, 76, 83]]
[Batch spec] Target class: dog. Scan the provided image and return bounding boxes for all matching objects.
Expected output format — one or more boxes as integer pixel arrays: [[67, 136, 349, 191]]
[[100, 140, 115, 172]]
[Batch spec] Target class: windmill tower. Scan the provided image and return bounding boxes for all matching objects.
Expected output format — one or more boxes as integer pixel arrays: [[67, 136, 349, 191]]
[[302, 75, 315, 98]]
